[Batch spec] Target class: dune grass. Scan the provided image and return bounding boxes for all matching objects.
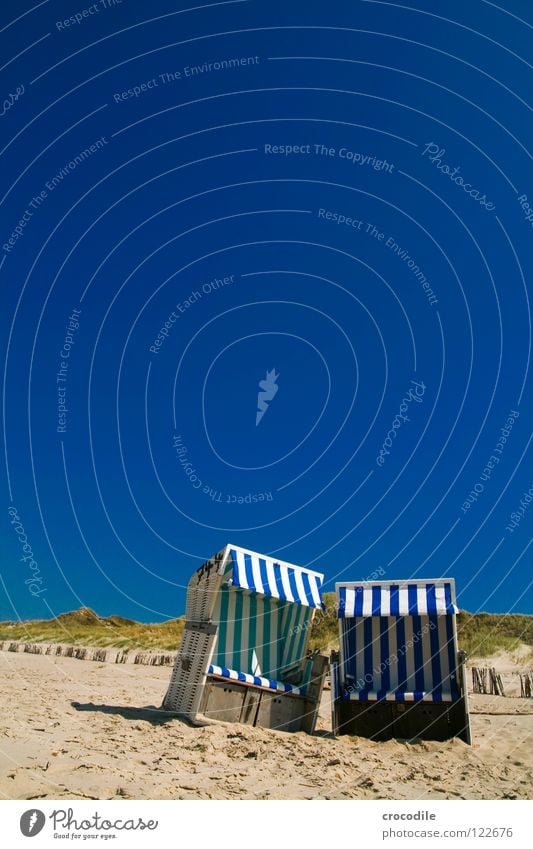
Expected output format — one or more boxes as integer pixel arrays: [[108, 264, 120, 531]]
[[455, 611, 533, 659], [309, 592, 338, 651], [0, 608, 184, 651], [1, 602, 531, 659]]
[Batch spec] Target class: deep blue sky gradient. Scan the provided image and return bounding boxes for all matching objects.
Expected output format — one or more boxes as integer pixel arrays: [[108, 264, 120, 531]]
[[1, 0, 532, 621]]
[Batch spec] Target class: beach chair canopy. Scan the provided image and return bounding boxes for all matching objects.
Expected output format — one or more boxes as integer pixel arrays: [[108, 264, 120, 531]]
[[336, 579, 461, 703], [228, 546, 323, 607], [209, 547, 323, 692]]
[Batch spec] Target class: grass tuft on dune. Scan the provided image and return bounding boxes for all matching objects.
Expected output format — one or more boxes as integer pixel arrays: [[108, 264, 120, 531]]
[[1, 600, 531, 659], [0, 607, 184, 651]]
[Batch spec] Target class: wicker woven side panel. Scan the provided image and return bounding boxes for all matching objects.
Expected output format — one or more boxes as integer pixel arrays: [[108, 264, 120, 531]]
[[162, 621, 217, 715], [185, 548, 228, 621], [161, 547, 229, 717]]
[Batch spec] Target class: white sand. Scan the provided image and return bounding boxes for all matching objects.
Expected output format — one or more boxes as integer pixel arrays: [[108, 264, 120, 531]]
[[0, 651, 531, 800]]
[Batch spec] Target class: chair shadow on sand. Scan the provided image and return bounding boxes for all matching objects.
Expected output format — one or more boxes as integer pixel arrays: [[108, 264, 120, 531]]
[[70, 701, 194, 726]]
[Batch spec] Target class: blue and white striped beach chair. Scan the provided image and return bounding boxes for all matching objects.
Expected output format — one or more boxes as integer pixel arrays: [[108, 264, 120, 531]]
[[163, 545, 328, 733], [331, 579, 471, 743]]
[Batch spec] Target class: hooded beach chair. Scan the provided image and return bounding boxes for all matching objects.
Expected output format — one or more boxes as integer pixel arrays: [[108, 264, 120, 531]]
[[162, 544, 328, 733], [331, 578, 471, 743]]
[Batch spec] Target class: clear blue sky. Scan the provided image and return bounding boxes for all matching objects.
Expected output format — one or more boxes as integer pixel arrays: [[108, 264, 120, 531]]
[[1, 0, 531, 622]]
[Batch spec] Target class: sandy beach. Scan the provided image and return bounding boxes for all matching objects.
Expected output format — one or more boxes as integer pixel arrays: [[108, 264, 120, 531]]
[[0, 649, 531, 800]]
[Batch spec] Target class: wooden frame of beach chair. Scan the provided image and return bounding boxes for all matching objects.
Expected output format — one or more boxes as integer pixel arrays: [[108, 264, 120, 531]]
[[162, 544, 328, 734], [331, 578, 472, 744]]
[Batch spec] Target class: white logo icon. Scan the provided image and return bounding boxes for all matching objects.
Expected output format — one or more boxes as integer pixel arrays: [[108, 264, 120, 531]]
[[256, 369, 279, 426]]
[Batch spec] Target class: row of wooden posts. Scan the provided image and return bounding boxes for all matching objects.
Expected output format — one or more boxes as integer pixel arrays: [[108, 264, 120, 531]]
[[471, 666, 506, 696], [0, 640, 176, 666], [519, 671, 533, 698], [472, 666, 533, 698], [3, 642, 532, 695]]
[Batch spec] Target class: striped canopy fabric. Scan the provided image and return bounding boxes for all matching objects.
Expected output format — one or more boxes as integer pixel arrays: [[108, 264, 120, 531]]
[[208, 664, 306, 696], [338, 581, 458, 618], [229, 547, 323, 608], [336, 580, 460, 703], [340, 614, 460, 702], [211, 583, 312, 680], [202, 546, 324, 689]]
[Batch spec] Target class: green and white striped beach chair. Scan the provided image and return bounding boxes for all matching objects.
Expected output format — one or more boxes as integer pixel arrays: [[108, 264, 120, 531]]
[[162, 544, 328, 733]]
